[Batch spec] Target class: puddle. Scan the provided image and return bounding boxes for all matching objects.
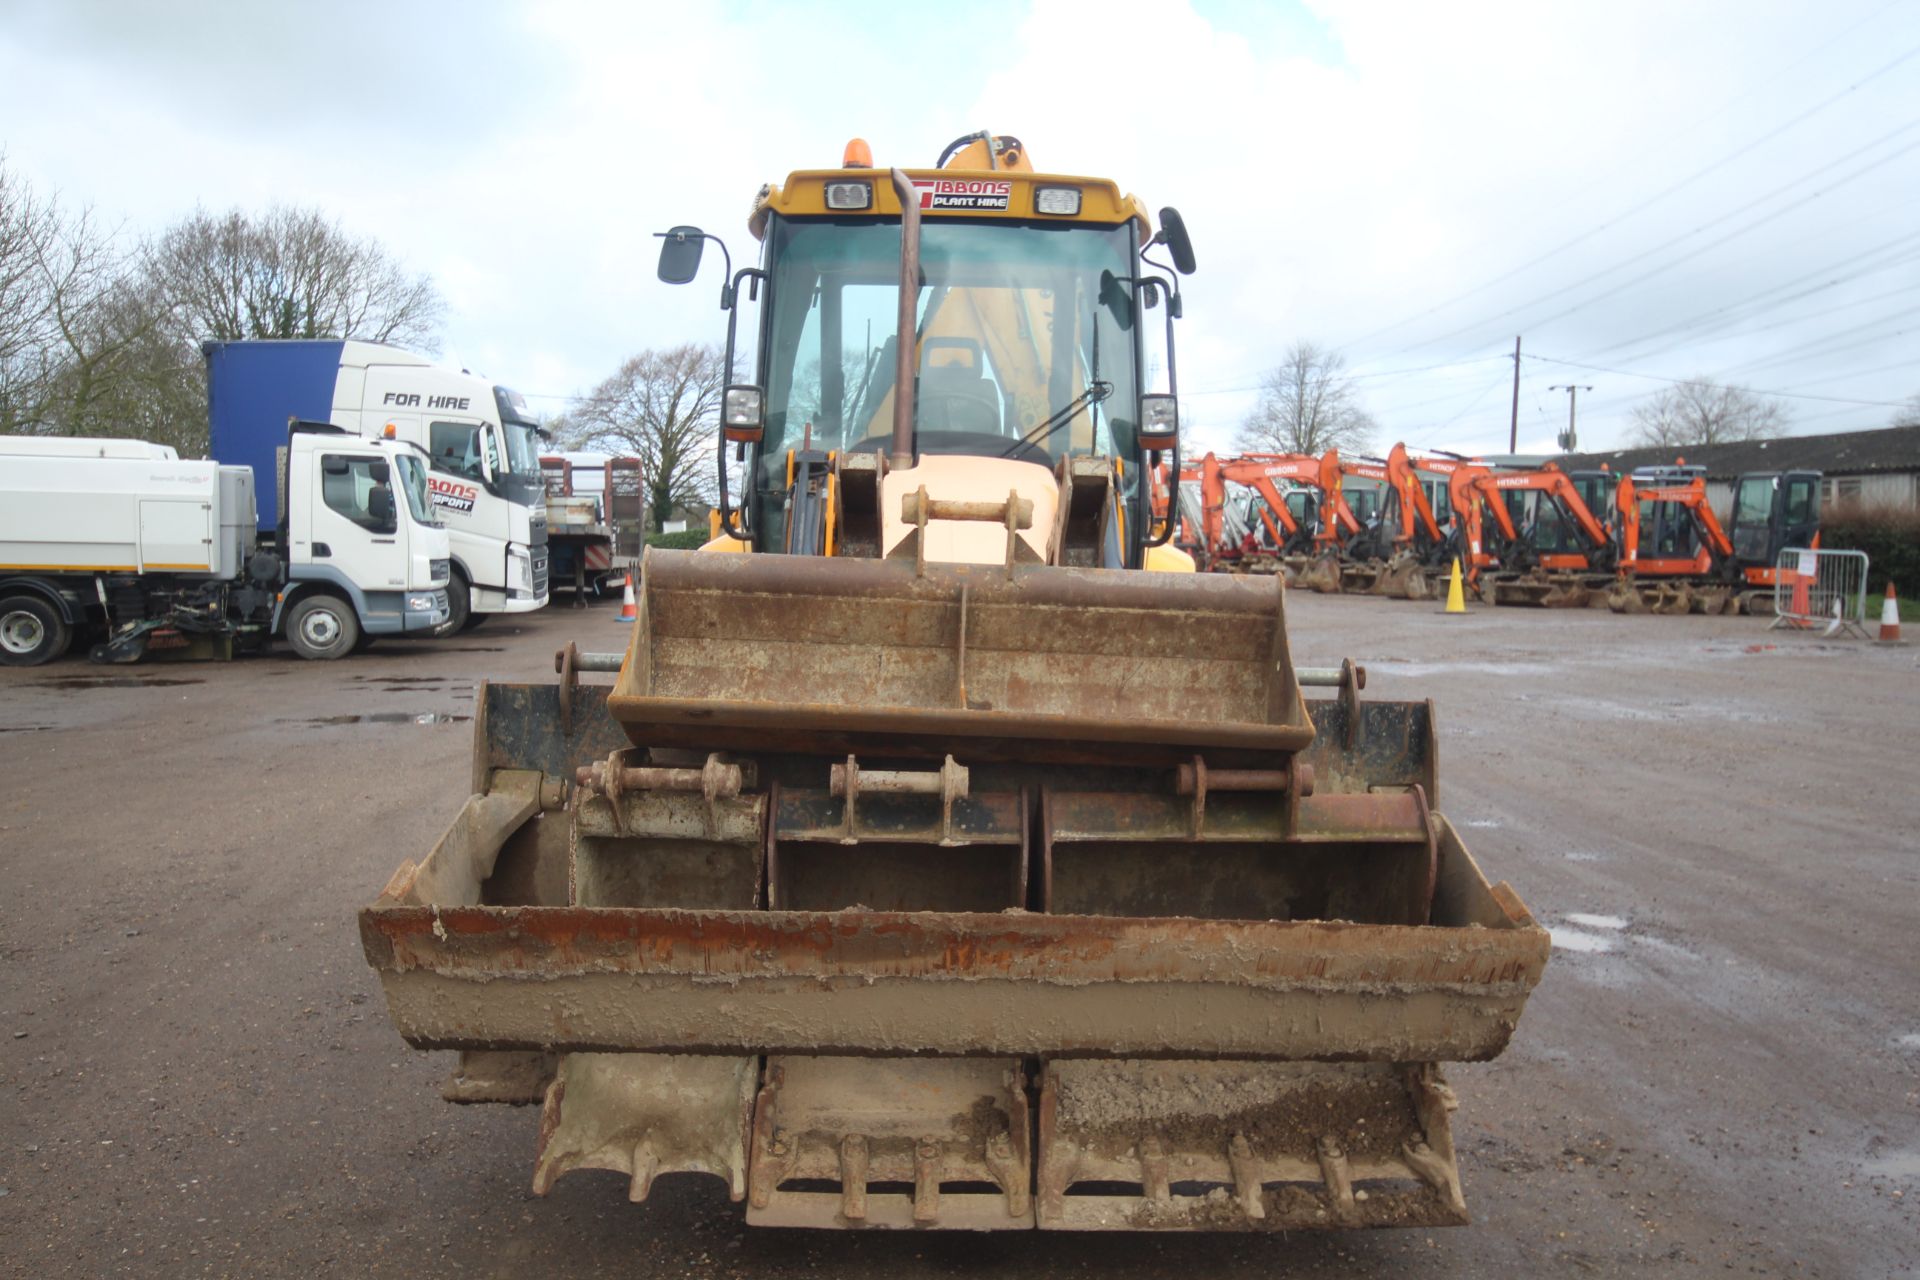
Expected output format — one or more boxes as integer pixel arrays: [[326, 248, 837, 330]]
[[1549, 927, 1617, 954], [1563, 850, 1608, 862], [0, 725, 53, 733], [36, 677, 205, 690], [1370, 662, 1557, 679], [1463, 818, 1503, 829], [1565, 912, 1627, 931], [280, 713, 471, 726], [436, 646, 505, 653], [1861, 1150, 1920, 1180], [1895, 1034, 1920, 1052], [352, 676, 455, 686]]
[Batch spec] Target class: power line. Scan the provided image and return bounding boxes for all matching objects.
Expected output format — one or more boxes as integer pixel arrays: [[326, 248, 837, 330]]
[[1395, 117, 1920, 358], [1336, 33, 1920, 351], [1523, 352, 1910, 407], [1181, 353, 1509, 398], [1587, 230, 1920, 361], [1711, 313, 1920, 380]]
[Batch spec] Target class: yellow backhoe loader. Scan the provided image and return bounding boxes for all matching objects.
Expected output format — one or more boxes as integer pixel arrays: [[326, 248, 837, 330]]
[[360, 131, 1547, 1233]]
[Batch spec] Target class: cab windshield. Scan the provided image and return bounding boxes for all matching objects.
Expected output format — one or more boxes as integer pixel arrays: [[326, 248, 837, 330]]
[[493, 414, 548, 508], [395, 455, 440, 526], [759, 217, 1141, 484], [501, 422, 542, 475]]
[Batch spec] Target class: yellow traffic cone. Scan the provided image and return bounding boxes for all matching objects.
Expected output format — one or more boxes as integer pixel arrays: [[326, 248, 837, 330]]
[[1444, 558, 1467, 614]]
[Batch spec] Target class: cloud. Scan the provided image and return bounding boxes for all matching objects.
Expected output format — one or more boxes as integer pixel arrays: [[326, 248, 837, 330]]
[[1, 0, 1912, 453]]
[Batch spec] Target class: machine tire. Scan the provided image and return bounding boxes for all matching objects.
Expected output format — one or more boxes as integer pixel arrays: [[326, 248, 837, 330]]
[[460, 612, 489, 633], [434, 568, 471, 638], [285, 594, 360, 661], [0, 595, 70, 667]]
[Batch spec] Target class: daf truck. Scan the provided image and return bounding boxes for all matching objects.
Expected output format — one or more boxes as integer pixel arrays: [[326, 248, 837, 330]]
[[203, 339, 549, 633], [0, 424, 450, 665]]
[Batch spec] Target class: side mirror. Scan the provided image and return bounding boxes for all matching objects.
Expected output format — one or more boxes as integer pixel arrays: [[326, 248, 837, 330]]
[[722, 384, 765, 446], [367, 459, 391, 484], [368, 485, 397, 534], [657, 226, 707, 285], [1139, 393, 1179, 452], [1156, 207, 1196, 275], [321, 455, 350, 476]]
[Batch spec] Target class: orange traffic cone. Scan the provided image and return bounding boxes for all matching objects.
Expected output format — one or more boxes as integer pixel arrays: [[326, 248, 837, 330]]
[[1878, 582, 1902, 643], [615, 571, 637, 624]]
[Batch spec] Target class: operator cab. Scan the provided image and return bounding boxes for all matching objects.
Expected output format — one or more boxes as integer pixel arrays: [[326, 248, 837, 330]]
[[1628, 464, 1706, 560], [1730, 470, 1820, 568], [654, 134, 1196, 570]]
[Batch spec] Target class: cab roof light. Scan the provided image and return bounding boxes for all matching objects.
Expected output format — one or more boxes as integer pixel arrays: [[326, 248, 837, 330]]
[[1035, 186, 1081, 216], [824, 180, 872, 210], [842, 137, 873, 168], [382, 423, 397, 438]]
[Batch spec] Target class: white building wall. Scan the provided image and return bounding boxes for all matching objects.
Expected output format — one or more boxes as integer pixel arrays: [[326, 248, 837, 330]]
[[1819, 472, 1917, 510]]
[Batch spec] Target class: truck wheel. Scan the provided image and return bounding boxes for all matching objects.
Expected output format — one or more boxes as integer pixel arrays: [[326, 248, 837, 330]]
[[460, 612, 489, 632], [286, 594, 360, 661], [0, 595, 70, 667], [433, 569, 470, 638]]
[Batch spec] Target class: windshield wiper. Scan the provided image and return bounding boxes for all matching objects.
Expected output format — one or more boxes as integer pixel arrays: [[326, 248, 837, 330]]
[[999, 301, 1108, 458], [999, 380, 1112, 458]]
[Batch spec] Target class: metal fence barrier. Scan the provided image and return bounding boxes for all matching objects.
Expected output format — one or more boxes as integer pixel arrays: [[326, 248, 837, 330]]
[[1770, 548, 1870, 639]]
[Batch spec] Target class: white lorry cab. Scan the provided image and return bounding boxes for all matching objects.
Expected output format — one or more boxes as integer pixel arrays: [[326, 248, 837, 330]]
[[205, 340, 550, 633], [0, 424, 450, 665]]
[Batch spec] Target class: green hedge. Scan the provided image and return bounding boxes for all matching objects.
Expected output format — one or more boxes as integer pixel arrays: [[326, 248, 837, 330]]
[[1820, 505, 1920, 601], [645, 529, 710, 551]]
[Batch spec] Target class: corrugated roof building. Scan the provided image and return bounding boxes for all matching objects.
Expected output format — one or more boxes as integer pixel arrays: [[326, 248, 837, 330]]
[[1558, 422, 1920, 513]]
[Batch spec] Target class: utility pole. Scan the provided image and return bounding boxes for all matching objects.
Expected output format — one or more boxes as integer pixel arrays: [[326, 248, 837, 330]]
[[1548, 383, 1592, 452], [1507, 336, 1522, 455]]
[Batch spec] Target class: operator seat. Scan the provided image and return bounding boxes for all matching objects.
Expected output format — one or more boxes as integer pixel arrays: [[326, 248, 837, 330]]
[[917, 337, 1002, 436]]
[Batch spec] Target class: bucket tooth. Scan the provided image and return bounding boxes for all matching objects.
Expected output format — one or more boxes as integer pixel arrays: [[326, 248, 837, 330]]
[[838, 1135, 869, 1222], [913, 1138, 943, 1223], [532, 1053, 755, 1203], [1140, 1136, 1172, 1203], [1403, 1140, 1467, 1217], [1316, 1135, 1356, 1219], [1228, 1134, 1266, 1220]]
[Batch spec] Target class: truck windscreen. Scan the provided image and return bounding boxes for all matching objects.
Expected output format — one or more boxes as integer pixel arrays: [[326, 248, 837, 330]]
[[396, 456, 439, 526], [760, 217, 1141, 479]]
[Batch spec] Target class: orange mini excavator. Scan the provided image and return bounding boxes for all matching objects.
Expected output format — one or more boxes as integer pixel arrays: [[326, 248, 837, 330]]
[[1611, 466, 1821, 614]]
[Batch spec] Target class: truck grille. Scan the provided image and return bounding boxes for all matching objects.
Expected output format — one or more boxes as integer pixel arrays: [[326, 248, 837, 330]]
[[531, 548, 550, 598]]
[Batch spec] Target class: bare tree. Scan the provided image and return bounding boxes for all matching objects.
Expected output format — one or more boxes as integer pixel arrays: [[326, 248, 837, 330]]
[[0, 161, 105, 434], [143, 207, 442, 351], [1628, 378, 1789, 447], [559, 344, 726, 530], [2, 174, 445, 453], [1237, 341, 1375, 456]]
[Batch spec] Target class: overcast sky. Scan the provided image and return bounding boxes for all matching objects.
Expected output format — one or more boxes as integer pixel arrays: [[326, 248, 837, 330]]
[[2, 0, 1914, 458]]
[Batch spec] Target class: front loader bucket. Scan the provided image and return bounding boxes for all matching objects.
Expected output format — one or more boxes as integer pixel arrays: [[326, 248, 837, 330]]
[[608, 548, 1312, 765], [1369, 553, 1433, 601], [363, 550, 1548, 1234]]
